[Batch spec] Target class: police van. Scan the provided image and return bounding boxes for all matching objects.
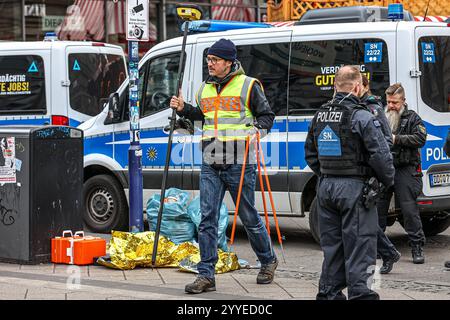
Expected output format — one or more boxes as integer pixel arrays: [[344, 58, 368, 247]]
[[0, 35, 127, 127], [80, 6, 450, 241]]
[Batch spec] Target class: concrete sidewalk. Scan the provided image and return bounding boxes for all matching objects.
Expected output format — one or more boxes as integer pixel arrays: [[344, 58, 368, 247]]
[[0, 261, 449, 300]]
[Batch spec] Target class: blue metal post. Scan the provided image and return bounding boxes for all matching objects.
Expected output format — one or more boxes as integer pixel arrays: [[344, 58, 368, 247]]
[[128, 40, 143, 233]]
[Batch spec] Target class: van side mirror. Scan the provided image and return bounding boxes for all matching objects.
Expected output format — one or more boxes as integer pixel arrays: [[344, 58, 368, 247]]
[[108, 92, 120, 122]]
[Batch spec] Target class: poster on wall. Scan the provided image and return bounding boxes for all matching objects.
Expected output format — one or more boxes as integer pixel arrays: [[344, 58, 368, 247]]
[[0, 137, 16, 184]]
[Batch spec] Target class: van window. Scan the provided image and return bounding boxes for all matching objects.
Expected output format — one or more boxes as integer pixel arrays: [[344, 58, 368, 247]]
[[0, 55, 46, 114], [107, 60, 150, 124], [68, 53, 127, 116], [289, 38, 390, 114], [142, 52, 180, 117], [202, 43, 290, 116], [418, 36, 450, 112]]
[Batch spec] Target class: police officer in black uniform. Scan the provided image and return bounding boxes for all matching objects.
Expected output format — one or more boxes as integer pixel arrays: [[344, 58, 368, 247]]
[[305, 66, 395, 300], [377, 83, 427, 264], [360, 75, 401, 274]]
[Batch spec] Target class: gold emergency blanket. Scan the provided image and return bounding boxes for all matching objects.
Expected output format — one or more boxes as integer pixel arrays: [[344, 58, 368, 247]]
[[96, 231, 240, 274]]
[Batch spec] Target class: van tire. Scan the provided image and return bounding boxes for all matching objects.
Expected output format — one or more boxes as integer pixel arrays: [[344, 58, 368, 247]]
[[83, 174, 129, 233], [420, 213, 450, 237], [309, 197, 321, 244]]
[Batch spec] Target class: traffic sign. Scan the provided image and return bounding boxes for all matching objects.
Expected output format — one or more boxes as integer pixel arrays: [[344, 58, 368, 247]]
[[126, 0, 149, 42]]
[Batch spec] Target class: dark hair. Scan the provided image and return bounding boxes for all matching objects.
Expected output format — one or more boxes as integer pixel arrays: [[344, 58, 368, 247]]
[[361, 74, 372, 95]]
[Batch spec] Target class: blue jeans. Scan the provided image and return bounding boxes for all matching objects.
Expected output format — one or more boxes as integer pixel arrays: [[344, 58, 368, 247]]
[[197, 163, 276, 279]]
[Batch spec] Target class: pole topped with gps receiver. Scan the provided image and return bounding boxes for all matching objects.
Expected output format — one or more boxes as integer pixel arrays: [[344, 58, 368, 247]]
[[151, 3, 202, 267]]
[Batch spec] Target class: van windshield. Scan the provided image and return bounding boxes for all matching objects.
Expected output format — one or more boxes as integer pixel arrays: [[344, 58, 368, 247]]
[[418, 36, 450, 112], [0, 55, 46, 114], [68, 53, 127, 116]]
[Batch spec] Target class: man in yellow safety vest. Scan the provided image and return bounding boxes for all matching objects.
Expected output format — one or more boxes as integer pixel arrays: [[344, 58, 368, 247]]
[[170, 38, 277, 294]]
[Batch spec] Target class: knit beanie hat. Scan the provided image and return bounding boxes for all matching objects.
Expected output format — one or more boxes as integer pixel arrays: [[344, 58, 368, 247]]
[[207, 38, 237, 61]]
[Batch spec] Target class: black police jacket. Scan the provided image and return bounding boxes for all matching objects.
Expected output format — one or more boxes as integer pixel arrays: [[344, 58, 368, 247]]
[[392, 106, 427, 168], [361, 93, 393, 148], [312, 101, 374, 177], [305, 92, 395, 188]]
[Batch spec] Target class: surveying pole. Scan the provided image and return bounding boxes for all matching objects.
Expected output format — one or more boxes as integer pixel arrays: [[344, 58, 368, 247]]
[[151, 4, 202, 266]]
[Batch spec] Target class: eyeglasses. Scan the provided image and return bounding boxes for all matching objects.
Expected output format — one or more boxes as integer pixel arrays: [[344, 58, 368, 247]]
[[205, 57, 223, 65]]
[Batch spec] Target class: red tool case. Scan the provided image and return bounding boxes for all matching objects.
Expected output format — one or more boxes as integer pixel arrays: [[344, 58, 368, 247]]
[[51, 230, 106, 265]]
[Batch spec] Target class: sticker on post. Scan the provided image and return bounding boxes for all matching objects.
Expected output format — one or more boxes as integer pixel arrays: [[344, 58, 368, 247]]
[[130, 106, 139, 130], [318, 125, 342, 156], [130, 41, 139, 62], [364, 42, 383, 63], [130, 130, 140, 143], [135, 149, 142, 157], [422, 42, 435, 63]]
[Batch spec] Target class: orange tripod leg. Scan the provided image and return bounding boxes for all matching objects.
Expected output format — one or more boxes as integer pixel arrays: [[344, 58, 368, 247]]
[[257, 132, 286, 263], [229, 136, 250, 246], [255, 138, 270, 236]]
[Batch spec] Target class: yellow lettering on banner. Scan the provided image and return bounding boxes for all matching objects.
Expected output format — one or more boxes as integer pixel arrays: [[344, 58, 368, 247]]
[[315, 75, 335, 87], [7, 82, 29, 92], [315, 72, 371, 87], [316, 76, 322, 86], [0, 82, 5, 91]]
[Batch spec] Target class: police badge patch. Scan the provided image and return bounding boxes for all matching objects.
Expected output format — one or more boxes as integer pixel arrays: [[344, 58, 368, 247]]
[[418, 125, 427, 134], [318, 125, 342, 156]]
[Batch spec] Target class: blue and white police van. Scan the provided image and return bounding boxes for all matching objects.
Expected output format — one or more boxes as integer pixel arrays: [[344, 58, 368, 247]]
[[80, 6, 450, 242], [0, 35, 127, 127]]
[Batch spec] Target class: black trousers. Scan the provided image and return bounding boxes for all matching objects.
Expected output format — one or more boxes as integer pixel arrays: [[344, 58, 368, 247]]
[[316, 177, 379, 300], [377, 166, 425, 246], [377, 225, 398, 260]]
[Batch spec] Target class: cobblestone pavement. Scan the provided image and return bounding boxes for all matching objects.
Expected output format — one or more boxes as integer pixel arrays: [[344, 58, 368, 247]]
[[0, 216, 448, 300]]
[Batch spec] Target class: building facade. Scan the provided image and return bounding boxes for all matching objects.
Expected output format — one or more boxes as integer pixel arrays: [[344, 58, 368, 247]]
[[0, 0, 266, 54]]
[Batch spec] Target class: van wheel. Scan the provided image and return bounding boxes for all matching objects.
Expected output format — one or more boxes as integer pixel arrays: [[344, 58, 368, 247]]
[[83, 174, 128, 233], [421, 212, 450, 237], [309, 197, 321, 244]]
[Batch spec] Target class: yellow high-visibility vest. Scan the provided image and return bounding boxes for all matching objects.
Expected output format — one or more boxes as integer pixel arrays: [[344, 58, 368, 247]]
[[196, 74, 259, 141]]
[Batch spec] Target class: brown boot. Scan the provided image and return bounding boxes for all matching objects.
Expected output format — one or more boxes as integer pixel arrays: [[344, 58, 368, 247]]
[[185, 276, 216, 294], [257, 259, 278, 284]]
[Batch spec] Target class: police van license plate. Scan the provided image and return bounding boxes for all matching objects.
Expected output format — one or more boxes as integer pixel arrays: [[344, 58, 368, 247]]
[[429, 172, 450, 187]]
